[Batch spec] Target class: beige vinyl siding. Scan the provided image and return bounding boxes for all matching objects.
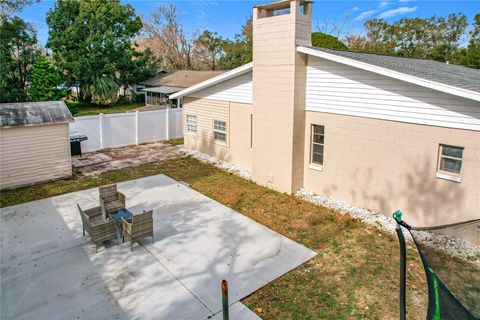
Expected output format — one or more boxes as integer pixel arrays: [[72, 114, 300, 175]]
[[306, 56, 480, 131], [0, 124, 72, 190], [183, 97, 230, 146], [183, 97, 253, 169], [190, 72, 253, 104]]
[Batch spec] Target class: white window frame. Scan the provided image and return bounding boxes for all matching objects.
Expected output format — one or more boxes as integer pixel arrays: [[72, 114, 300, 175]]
[[186, 115, 197, 135], [436, 144, 463, 183], [213, 120, 227, 143], [310, 124, 324, 170]]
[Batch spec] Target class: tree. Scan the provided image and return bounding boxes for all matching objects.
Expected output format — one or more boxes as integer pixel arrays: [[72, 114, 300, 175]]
[[218, 17, 253, 70], [116, 46, 158, 90], [0, 0, 39, 17], [344, 35, 370, 52], [311, 32, 347, 50], [220, 23, 348, 70], [364, 19, 396, 55], [0, 15, 40, 102], [46, 0, 157, 103], [141, 4, 194, 70], [392, 14, 468, 61], [28, 56, 66, 101], [194, 30, 223, 70], [345, 13, 468, 63], [454, 14, 480, 69]]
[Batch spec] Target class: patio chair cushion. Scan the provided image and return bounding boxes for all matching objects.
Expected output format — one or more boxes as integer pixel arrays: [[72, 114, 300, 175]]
[[104, 200, 125, 213]]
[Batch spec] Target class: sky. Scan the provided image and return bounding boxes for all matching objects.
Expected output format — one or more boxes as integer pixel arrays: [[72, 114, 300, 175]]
[[19, 0, 480, 47]]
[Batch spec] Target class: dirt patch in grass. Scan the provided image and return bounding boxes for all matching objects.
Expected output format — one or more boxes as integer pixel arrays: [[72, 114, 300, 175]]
[[0, 156, 429, 319], [164, 137, 184, 146]]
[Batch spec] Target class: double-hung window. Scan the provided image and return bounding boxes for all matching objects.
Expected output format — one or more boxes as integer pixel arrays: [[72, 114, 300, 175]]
[[186, 115, 197, 134], [311, 124, 324, 167], [437, 144, 463, 182], [213, 120, 227, 142]]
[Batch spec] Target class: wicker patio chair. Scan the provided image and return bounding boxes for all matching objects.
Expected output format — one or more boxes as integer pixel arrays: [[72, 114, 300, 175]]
[[121, 210, 154, 251], [77, 204, 117, 252], [99, 184, 126, 218]]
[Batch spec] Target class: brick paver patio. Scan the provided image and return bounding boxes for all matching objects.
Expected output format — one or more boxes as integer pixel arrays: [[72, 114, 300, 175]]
[[72, 142, 181, 176]]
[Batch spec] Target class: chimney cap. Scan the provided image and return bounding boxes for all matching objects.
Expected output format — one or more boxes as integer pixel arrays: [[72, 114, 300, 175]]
[[253, 0, 313, 10]]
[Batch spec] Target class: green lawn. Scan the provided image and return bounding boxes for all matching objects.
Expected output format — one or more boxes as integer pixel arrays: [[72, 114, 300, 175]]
[[0, 155, 430, 319], [67, 101, 144, 116]]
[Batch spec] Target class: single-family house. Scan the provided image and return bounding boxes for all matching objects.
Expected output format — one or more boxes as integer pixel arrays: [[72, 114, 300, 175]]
[[170, 0, 480, 227], [139, 70, 223, 108]]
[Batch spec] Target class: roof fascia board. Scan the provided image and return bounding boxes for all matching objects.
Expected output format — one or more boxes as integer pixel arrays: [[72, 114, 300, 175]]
[[169, 63, 253, 99], [297, 46, 480, 103]]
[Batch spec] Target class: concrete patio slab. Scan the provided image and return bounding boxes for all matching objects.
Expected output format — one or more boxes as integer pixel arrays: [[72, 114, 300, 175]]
[[0, 189, 99, 265], [1, 174, 316, 319], [1, 244, 211, 320]]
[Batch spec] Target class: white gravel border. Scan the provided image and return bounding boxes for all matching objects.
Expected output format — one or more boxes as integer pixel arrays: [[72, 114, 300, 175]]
[[179, 146, 479, 268], [296, 188, 397, 234], [178, 146, 252, 180]]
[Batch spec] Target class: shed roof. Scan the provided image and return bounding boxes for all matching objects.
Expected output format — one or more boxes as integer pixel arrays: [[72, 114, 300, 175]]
[[140, 70, 224, 87], [0, 101, 74, 128]]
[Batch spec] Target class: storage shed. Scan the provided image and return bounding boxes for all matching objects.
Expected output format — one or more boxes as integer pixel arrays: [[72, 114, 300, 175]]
[[0, 101, 74, 190]]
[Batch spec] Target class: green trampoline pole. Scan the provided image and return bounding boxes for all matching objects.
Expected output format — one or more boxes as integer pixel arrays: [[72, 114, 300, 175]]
[[394, 210, 407, 320]]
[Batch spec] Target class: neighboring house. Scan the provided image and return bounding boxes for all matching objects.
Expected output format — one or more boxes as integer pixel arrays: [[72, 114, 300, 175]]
[[0, 101, 74, 190], [139, 70, 223, 108], [170, 0, 480, 227]]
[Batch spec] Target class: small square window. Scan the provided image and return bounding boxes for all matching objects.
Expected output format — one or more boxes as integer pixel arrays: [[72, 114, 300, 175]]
[[186, 115, 197, 134], [437, 144, 463, 181], [213, 120, 227, 142]]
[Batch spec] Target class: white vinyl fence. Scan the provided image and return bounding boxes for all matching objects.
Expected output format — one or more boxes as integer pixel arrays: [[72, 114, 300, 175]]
[[70, 109, 183, 152]]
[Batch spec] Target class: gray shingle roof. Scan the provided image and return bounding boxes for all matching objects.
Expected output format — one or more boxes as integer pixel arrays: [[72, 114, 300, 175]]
[[0, 101, 74, 127], [140, 70, 224, 87], [307, 47, 480, 94], [142, 86, 185, 94]]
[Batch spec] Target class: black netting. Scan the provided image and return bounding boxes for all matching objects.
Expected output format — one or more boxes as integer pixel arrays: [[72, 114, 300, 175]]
[[407, 219, 480, 320]]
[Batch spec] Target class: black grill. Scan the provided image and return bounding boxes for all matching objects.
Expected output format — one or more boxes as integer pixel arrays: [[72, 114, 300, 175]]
[[70, 134, 88, 156]]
